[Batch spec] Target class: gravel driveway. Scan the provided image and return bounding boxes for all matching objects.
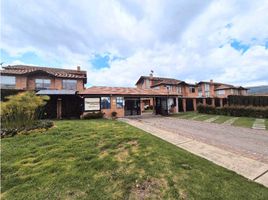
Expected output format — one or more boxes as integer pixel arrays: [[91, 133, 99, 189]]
[[135, 116, 268, 163]]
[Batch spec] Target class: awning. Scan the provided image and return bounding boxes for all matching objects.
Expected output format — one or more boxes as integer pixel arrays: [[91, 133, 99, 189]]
[[36, 90, 77, 95]]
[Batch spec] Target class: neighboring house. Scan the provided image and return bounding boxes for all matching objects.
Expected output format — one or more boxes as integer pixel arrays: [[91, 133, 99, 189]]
[[136, 75, 248, 98], [0, 65, 87, 119], [135, 75, 248, 112], [0, 65, 86, 91], [246, 85, 268, 95]]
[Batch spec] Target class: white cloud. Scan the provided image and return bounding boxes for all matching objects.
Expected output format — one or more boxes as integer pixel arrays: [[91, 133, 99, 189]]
[[1, 0, 268, 87]]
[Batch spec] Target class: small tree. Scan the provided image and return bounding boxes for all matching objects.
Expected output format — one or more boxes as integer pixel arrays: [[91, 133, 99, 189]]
[[1, 92, 49, 135]]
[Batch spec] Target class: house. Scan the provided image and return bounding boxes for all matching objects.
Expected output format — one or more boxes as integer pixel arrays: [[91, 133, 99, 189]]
[[135, 75, 248, 112], [0, 65, 87, 119], [80, 86, 179, 118]]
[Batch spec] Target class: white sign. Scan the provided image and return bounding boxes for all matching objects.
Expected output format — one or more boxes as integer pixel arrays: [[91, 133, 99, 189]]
[[84, 98, 100, 111]]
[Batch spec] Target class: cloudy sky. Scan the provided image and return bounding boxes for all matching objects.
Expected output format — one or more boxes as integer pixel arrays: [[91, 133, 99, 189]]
[[1, 0, 268, 87]]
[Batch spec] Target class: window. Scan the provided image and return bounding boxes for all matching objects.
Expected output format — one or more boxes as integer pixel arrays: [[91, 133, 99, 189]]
[[62, 79, 77, 90], [101, 97, 111, 109], [116, 97, 124, 108], [1, 76, 16, 88], [205, 91, 210, 97], [166, 85, 171, 91], [205, 84, 210, 91], [35, 79, 51, 90], [189, 86, 195, 93], [153, 86, 160, 90], [145, 79, 150, 88], [216, 90, 225, 96], [177, 86, 181, 93]]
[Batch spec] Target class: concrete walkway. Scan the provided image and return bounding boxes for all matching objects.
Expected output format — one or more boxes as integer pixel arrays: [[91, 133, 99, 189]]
[[119, 118, 268, 187], [252, 119, 266, 130], [223, 117, 238, 125]]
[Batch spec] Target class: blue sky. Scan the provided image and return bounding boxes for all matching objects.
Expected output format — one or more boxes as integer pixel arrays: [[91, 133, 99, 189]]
[[1, 0, 268, 87]]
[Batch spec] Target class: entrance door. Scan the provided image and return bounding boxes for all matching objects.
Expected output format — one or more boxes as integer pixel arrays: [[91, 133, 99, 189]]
[[124, 98, 141, 116], [178, 98, 183, 112], [155, 97, 168, 115]]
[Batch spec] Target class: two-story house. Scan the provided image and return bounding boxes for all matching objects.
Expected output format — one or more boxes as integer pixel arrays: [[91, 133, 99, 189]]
[[135, 75, 248, 112], [0, 65, 87, 119]]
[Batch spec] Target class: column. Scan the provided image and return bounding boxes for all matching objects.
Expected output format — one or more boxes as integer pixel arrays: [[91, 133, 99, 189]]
[[193, 98, 197, 111], [202, 98, 206, 106], [220, 98, 223, 107], [182, 98, 186, 112], [175, 98, 179, 113], [212, 98, 215, 107], [57, 98, 62, 119]]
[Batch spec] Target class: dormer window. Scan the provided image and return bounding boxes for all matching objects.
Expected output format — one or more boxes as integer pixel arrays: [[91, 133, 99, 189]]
[[35, 79, 51, 90]]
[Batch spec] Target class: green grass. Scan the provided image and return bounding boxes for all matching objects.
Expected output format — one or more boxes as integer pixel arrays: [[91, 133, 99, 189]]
[[266, 119, 268, 130], [232, 117, 255, 128], [171, 112, 198, 119], [213, 115, 233, 124], [1, 120, 268, 200]]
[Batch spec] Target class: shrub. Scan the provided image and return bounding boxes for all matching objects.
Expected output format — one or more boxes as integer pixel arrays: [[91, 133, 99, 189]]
[[1, 92, 49, 137], [1, 120, 54, 137], [82, 112, 104, 119], [197, 104, 268, 118], [111, 111, 117, 118]]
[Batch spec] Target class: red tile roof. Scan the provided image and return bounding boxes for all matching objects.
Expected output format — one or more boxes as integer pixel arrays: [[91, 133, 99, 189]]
[[136, 76, 182, 86], [80, 86, 179, 96], [214, 85, 248, 91], [0, 65, 87, 82]]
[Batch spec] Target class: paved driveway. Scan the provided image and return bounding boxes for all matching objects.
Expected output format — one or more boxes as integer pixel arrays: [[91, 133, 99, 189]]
[[135, 116, 268, 163]]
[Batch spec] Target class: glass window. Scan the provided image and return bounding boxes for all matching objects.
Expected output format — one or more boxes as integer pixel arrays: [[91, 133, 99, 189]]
[[62, 79, 77, 90], [101, 97, 111, 109], [1, 76, 16, 88], [198, 85, 202, 92], [205, 91, 210, 97], [216, 90, 225, 95], [145, 79, 150, 88], [177, 86, 181, 93], [116, 97, 124, 108], [35, 79, 51, 90], [205, 84, 210, 91], [189, 86, 195, 93]]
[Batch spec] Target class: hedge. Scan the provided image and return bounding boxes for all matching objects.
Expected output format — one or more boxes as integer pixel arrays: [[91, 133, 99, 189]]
[[197, 104, 268, 118], [228, 95, 268, 107], [82, 112, 105, 119]]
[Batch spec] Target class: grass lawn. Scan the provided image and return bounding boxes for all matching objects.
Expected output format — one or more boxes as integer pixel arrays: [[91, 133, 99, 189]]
[[266, 119, 268, 130], [1, 120, 268, 200], [213, 115, 233, 124], [172, 112, 265, 129], [232, 117, 255, 128]]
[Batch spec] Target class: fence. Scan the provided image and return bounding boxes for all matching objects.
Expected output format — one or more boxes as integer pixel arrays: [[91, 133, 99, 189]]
[[228, 95, 268, 106]]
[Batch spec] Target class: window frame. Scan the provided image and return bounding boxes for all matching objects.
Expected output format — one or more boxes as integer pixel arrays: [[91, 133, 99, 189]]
[[62, 79, 77, 90], [1, 75, 16, 88], [101, 97, 111, 109], [35, 78, 51, 90], [116, 97, 124, 108]]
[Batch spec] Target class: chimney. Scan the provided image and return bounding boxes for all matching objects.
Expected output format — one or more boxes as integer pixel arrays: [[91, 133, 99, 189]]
[[77, 66, 81, 71], [210, 79, 213, 84], [149, 70, 154, 79]]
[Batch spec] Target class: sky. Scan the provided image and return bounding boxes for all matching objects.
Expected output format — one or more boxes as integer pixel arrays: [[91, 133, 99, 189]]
[[1, 0, 268, 87]]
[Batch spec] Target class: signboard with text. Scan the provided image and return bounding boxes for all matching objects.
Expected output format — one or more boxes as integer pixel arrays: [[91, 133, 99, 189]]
[[84, 98, 100, 111]]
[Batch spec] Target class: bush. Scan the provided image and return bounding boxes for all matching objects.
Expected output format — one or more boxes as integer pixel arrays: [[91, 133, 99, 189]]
[[1, 92, 49, 137], [197, 104, 268, 118], [1, 120, 54, 137], [82, 112, 104, 119]]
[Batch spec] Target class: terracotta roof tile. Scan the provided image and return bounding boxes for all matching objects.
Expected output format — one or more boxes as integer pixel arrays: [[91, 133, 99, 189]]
[[80, 86, 179, 96], [0, 65, 87, 81]]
